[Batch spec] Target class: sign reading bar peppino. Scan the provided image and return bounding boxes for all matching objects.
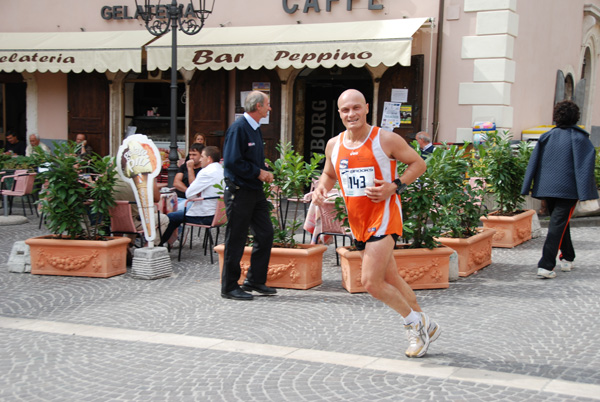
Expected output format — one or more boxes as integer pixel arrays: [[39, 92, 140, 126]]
[[191, 49, 373, 66]]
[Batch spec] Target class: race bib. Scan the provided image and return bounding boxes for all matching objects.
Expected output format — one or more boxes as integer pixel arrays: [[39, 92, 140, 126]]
[[340, 167, 375, 197]]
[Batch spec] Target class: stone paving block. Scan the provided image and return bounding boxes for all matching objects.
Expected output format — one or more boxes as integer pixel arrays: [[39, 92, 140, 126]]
[[449, 250, 459, 281], [7, 241, 30, 273], [131, 246, 172, 280]]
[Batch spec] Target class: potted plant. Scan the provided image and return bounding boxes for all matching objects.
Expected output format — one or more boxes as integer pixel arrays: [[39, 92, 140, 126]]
[[432, 144, 495, 277], [475, 131, 535, 248], [214, 142, 328, 289], [337, 143, 454, 293], [25, 141, 130, 278]]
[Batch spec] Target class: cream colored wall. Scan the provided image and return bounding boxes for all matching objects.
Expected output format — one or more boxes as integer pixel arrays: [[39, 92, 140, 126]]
[[35, 73, 68, 141], [437, 2, 478, 142]]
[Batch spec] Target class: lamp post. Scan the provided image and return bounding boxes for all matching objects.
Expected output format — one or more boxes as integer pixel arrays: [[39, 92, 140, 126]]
[[135, 0, 214, 186]]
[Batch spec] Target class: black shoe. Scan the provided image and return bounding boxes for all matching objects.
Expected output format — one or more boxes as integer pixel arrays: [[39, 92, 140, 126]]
[[221, 288, 254, 300], [241, 280, 277, 295]]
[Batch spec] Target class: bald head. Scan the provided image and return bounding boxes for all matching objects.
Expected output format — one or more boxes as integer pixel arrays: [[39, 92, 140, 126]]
[[337, 89, 367, 108], [337, 89, 370, 133]]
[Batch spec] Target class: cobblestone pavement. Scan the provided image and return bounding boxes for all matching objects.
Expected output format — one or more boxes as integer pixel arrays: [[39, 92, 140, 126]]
[[1, 215, 599, 401]]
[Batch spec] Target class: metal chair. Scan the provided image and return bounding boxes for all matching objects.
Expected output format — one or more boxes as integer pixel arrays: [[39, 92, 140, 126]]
[[314, 199, 353, 265], [283, 178, 317, 243], [0, 171, 38, 217], [178, 197, 227, 263]]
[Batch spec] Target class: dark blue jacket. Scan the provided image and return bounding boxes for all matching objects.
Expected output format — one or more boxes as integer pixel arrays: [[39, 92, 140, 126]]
[[223, 116, 266, 190], [521, 125, 598, 201]]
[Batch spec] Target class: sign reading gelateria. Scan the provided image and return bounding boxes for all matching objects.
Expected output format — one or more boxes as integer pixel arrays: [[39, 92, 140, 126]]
[[0, 53, 75, 64], [0, 31, 154, 73]]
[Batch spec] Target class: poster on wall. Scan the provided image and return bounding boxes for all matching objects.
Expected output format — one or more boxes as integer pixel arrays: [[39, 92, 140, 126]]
[[391, 88, 408, 103], [400, 105, 412, 125], [381, 102, 402, 131]]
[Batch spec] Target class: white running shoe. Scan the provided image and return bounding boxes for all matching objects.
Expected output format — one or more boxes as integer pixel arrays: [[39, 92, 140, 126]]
[[428, 319, 441, 343], [559, 260, 574, 272], [405, 312, 431, 358], [537, 268, 556, 279]]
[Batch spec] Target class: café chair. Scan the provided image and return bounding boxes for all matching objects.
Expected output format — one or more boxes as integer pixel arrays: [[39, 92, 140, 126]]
[[178, 197, 227, 263], [283, 178, 317, 243], [0, 171, 38, 217], [314, 199, 353, 265], [108, 200, 163, 247]]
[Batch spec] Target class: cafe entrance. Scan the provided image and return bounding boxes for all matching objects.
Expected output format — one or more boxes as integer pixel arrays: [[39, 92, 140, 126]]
[[293, 66, 373, 161]]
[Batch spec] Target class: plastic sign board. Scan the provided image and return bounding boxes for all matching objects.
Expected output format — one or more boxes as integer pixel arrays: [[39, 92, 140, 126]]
[[116, 134, 162, 245]]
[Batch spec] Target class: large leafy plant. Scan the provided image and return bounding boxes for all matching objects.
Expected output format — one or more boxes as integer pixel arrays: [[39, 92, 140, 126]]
[[595, 147, 600, 188], [399, 144, 444, 249], [265, 142, 324, 248], [473, 131, 532, 214], [34, 141, 118, 240], [434, 144, 488, 238]]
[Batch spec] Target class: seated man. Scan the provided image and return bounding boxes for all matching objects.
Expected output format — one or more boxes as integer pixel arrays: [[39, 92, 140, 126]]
[[75, 133, 93, 157], [113, 175, 169, 246], [159, 146, 224, 246], [173, 143, 204, 211], [4, 131, 26, 156], [26, 133, 51, 156]]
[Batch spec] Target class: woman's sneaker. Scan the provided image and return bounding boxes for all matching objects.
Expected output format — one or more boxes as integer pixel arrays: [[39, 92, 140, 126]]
[[537, 268, 556, 279], [405, 312, 431, 358], [559, 260, 574, 272]]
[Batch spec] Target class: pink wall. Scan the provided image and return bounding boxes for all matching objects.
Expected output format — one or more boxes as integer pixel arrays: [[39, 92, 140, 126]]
[[0, 0, 440, 31], [512, 0, 588, 135], [35, 73, 68, 141]]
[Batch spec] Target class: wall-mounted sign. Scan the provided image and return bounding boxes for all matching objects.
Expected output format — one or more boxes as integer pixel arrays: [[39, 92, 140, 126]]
[[283, 0, 383, 14], [101, 4, 198, 20]]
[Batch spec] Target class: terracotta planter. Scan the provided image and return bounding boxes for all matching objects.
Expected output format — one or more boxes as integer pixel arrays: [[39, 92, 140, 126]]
[[480, 209, 535, 248], [336, 245, 453, 293], [437, 228, 495, 277], [214, 243, 327, 290], [25, 235, 131, 278]]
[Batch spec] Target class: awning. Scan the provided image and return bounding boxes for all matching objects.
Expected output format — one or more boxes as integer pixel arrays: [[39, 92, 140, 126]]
[[147, 18, 429, 71], [0, 30, 156, 74]]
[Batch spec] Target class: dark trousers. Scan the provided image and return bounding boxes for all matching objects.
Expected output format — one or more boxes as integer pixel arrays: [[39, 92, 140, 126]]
[[159, 210, 213, 246], [538, 197, 578, 270], [222, 187, 274, 293]]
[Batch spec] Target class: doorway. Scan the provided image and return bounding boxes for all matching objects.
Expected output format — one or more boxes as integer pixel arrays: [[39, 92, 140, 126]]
[[293, 66, 373, 161], [0, 73, 26, 149]]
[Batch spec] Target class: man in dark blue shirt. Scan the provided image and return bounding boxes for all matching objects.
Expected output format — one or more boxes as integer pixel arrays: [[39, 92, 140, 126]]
[[221, 91, 276, 300], [4, 132, 26, 156]]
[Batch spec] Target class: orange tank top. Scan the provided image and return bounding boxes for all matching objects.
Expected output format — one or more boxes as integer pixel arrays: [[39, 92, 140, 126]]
[[332, 126, 403, 242]]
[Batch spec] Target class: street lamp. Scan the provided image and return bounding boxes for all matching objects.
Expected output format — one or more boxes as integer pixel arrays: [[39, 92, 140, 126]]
[[135, 0, 215, 186]]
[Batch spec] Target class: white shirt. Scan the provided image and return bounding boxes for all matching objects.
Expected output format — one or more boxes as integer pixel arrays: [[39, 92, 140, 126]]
[[25, 142, 51, 156], [185, 162, 224, 217], [244, 112, 260, 130]]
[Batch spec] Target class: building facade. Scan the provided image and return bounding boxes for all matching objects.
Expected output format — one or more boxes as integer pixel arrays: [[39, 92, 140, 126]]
[[1, 0, 599, 160]]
